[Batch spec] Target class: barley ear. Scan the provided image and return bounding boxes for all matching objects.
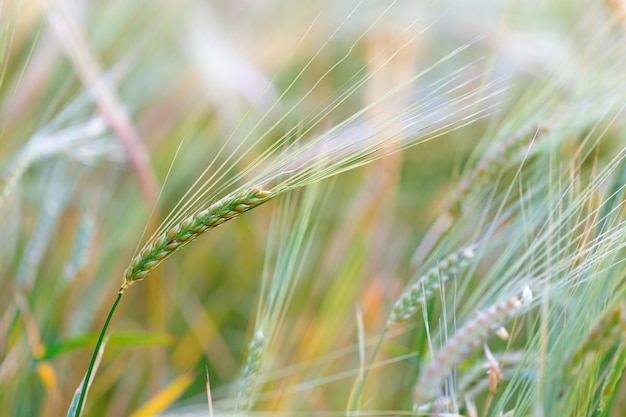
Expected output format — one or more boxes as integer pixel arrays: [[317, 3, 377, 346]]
[[413, 286, 532, 405], [388, 246, 476, 325], [235, 330, 266, 413], [122, 186, 273, 289], [448, 123, 548, 216]]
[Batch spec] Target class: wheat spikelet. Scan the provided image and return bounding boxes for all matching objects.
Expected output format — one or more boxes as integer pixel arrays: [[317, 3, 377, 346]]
[[388, 246, 476, 324], [122, 186, 273, 289], [413, 286, 532, 405]]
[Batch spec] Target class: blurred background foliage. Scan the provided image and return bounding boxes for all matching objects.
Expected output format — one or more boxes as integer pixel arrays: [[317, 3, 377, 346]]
[[1, 0, 626, 416]]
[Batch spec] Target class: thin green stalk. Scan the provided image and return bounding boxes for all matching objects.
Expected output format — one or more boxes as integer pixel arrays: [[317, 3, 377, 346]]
[[74, 290, 123, 417], [348, 326, 389, 415]]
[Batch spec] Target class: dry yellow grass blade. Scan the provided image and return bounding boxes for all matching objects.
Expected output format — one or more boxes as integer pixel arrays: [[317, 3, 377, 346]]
[[128, 373, 194, 417]]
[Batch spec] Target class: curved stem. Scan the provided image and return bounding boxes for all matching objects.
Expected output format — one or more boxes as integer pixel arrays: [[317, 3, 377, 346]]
[[74, 290, 123, 417]]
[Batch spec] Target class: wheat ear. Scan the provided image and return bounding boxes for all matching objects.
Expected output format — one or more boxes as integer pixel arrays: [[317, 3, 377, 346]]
[[122, 186, 273, 290], [235, 330, 266, 413], [448, 123, 547, 216], [413, 286, 532, 405], [388, 246, 476, 325]]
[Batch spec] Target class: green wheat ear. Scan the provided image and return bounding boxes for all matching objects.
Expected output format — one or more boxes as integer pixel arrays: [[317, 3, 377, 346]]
[[122, 186, 273, 289]]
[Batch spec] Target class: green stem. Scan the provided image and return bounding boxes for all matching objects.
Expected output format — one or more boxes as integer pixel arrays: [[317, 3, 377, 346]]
[[74, 290, 123, 417], [348, 326, 389, 415]]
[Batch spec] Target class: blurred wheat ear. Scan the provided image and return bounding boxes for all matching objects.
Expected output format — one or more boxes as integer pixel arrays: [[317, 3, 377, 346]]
[[414, 287, 533, 406], [388, 245, 476, 325]]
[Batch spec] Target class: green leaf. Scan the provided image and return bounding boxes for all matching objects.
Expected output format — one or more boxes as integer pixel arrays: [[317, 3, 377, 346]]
[[39, 332, 176, 361]]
